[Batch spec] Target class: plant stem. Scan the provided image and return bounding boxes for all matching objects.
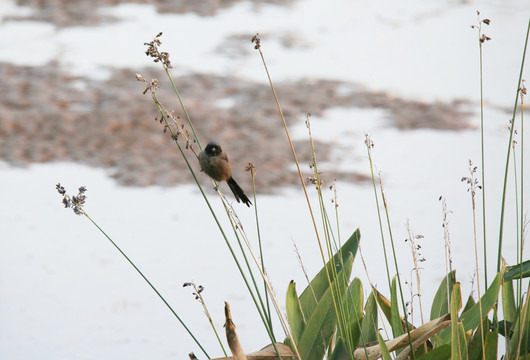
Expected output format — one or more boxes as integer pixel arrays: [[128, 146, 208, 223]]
[[83, 212, 210, 359], [478, 26, 488, 288], [150, 91, 278, 350], [251, 167, 273, 331], [379, 178, 415, 359], [497, 19, 530, 272], [365, 136, 392, 292], [164, 68, 202, 150]]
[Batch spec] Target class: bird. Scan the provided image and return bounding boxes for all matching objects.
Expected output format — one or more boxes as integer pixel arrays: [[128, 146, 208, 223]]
[[199, 142, 252, 207]]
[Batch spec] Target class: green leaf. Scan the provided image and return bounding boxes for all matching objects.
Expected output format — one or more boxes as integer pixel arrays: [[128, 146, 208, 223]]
[[504, 259, 530, 281], [298, 254, 354, 360], [416, 344, 451, 360], [468, 318, 490, 360], [430, 270, 456, 320], [460, 273, 501, 332], [484, 326, 498, 360], [342, 277, 363, 350], [450, 283, 467, 360], [299, 229, 360, 320], [286, 280, 305, 344], [390, 276, 404, 338], [375, 289, 392, 323], [462, 295, 476, 314], [507, 289, 530, 358], [329, 337, 348, 360], [498, 320, 514, 339], [377, 330, 392, 360], [359, 290, 378, 347], [502, 279, 517, 323]]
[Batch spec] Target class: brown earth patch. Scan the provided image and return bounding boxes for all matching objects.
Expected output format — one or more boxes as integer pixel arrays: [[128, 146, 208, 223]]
[[0, 61, 472, 191], [12, 0, 297, 27]]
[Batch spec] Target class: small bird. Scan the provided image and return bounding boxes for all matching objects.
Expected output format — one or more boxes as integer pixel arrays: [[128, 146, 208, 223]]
[[199, 142, 252, 207]]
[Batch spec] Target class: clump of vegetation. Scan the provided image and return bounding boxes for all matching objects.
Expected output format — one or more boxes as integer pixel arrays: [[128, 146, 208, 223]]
[[58, 14, 530, 360]]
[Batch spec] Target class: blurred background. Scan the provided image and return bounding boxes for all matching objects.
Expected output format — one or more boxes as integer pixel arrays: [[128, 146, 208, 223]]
[[0, 0, 529, 359]]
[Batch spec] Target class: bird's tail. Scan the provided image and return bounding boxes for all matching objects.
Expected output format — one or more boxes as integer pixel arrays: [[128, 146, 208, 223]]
[[227, 178, 252, 207]]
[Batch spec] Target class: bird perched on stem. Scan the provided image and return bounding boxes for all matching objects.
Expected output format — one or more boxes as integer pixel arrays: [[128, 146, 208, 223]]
[[199, 142, 252, 207]]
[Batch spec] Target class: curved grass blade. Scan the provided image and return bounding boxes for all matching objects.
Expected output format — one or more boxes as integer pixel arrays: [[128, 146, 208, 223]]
[[286, 280, 305, 344]]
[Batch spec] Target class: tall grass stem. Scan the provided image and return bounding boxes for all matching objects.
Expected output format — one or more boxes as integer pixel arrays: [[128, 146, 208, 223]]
[[83, 212, 210, 359]]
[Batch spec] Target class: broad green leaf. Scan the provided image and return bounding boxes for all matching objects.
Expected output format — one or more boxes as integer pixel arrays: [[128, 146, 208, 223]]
[[390, 276, 404, 338], [498, 320, 514, 339], [484, 326, 498, 360], [462, 295, 475, 314], [329, 337, 348, 360], [360, 290, 378, 347], [416, 344, 451, 360], [299, 229, 360, 320], [377, 330, 392, 360], [375, 289, 392, 323], [502, 279, 517, 323], [504, 259, 530, 280], [342, 277, 363, 350], [375, 288, 414, 338], [286, 280, 305, 344], [460, 273, 501, 332], [507, 289, 530, 359], [450, 283, 467, 360], [298, 254, 354, 360], [468, 318, 490, 360], [430, 270, 456, 320]]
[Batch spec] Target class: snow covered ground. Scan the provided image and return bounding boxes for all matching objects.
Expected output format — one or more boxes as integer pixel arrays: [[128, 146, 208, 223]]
[[0, 0, 529, 359]]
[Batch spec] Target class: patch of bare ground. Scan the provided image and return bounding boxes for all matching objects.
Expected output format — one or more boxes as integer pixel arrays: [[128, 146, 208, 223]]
[[0, 61, 472, 191], [12, 0, 297, 27]]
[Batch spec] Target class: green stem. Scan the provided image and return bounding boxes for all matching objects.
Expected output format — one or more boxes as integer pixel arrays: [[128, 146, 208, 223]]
[[251, 168, 273, 331], [150, 92, 278, 349], [83, 212, 210, 359], [365, 139, 392, 292], [497, 19, 530, 273], [380, 180, 416, 360], [516, 93, 525, 322], [479, 39, 488, 288], [164, 68, 202, 150]]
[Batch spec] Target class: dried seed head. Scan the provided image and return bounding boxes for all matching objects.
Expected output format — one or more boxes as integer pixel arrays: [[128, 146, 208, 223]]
[[480, 34, 492, 43], [56, 183, 88, 215], [251, 33, 261, 49], [245, 163, 256, 173], [144, 33, 172, 69], [56, 183, 66, 195]]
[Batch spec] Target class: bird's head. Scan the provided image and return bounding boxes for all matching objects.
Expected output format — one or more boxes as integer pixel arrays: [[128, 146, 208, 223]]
[[205, 142, 222, 157]]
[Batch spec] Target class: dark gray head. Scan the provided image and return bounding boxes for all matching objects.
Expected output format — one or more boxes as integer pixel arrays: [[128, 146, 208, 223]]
[[204, 142, 222, 157]]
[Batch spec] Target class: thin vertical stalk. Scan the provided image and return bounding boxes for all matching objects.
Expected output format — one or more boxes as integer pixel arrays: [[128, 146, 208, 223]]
[[365, 136, 392, 292], [467, 162, 486, 360], [250, 166, 273, 331], [515, 91, 526, 348], [307, 117, 352, 355], [497, 20, 530, 272], [252, 36, 337, 359], [379, 178, 415, 359], [478, 25, 488, 288]]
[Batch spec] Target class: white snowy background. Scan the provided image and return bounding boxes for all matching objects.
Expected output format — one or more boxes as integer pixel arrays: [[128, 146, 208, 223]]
[[0, 0, 529, 359]]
